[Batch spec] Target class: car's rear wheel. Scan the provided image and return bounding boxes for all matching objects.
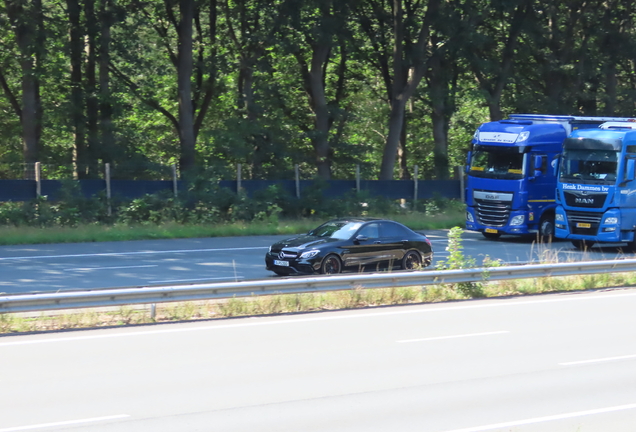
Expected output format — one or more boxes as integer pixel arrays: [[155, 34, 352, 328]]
[[321, 254, 342, 274], [402, 250, 422, 270]]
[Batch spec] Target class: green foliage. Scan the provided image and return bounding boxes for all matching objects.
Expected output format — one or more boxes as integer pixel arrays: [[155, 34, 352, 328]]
[[435, 226, 501, 298]]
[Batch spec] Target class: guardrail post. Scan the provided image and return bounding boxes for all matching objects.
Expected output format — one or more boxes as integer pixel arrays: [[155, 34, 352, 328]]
[[150, 303, 156, 320], [105, 163, 112, 217]]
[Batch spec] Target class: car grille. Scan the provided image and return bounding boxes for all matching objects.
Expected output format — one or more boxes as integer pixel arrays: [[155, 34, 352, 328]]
[[277, 250, 298, 259], [566, 210, 602, 235], [475, 199, 511, 227]]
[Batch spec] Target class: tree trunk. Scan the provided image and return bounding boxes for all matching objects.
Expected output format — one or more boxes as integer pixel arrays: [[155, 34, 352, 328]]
[[67, 0, 86, 178], [99, 0, 115, 164], [309, 44, 332, 180], [379, 96, 407, 180], [177, 0, 196, 173], [6, 0, 40, 177], [85, 0, 99, 177]]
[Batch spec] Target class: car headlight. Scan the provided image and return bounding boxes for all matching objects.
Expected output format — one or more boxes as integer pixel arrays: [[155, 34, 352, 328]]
[[604, 216, 618, 224], [300, 249, 320, 259], [556, 213, 564, 222], [466, 212, 474, 223], [509, 215, 525, 226]]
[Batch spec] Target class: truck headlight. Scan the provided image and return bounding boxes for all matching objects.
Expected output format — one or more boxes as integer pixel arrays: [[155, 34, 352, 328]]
[[555, 213, 564, 222], [466, 212, 474, 222], [510, 215, 525, 226], [604, 216, 618, 224]]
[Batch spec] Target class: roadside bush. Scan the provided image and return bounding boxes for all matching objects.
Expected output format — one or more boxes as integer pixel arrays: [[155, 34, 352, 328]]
[[435, 226, 501, 298]]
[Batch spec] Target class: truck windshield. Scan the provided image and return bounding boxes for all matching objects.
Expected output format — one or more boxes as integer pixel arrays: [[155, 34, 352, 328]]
[[469, 146, 524, 180], [559, 149, 618, 184]]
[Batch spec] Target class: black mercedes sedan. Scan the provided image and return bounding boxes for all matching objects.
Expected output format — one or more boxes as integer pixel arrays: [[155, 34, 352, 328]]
[[265, 217, 433, 276]]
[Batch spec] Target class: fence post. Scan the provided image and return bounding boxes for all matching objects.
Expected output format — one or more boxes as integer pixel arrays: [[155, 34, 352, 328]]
[[356, 165, 360, 194], [172, 164, 178, 198], [454, 166, 465, 202], [34, 162, 41, 198], [237, 163, 242, 193], [295, 164, 300, 198], [105, 163, 112, 217], [413, 165, 418, 210]]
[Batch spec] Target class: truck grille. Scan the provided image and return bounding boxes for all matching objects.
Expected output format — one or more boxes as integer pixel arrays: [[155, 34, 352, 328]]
[[475, 199, 511, 227], [566, 210, 602, 235]]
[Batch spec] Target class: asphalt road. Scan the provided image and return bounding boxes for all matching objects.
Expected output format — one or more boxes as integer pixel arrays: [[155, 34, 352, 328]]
[[0, 230, 631, 294], [2, 288, 636, 431]]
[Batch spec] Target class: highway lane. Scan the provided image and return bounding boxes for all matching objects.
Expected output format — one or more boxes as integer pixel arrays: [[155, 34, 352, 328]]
[[0, 230, 630, 294], [1, 288, 636, 431]]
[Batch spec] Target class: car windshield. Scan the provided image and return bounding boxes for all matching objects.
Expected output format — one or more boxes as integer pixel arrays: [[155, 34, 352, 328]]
[[559, 149, 619, 184], [308, 221, 362, 240], [470, 146, 524, 180]]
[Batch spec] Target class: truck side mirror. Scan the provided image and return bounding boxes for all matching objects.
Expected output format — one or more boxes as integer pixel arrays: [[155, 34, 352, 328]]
[[533, 155, 544, 177], [626, 159, 636, 182], [465, 151, 472, 173], [552, 156, 560, 176]]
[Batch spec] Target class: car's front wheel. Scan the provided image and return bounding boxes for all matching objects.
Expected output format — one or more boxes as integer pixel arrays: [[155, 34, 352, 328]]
[[402, 250, 422, 270], [320, 254, 342, 274]]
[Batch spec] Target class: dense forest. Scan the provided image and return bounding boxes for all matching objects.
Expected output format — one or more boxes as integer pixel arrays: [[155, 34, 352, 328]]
[[1, 0, 635, 182]]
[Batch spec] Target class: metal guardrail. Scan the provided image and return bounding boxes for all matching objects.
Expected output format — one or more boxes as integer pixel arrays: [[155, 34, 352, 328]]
[[2, 259, 636, 313]]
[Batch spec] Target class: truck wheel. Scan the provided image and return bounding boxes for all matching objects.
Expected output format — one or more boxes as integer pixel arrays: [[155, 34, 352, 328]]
[[571, 240, 594, 250], [482, 232, 501, 240], [538, 216, 554, 242]]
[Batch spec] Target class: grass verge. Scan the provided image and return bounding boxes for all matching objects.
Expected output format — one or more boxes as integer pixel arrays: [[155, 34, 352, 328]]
[[0, 210, 465, 246]]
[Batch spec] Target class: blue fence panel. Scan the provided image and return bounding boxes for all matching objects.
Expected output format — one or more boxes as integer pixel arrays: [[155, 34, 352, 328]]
[[418, 180, 461, 199], [40, 179, 106, 201], [0, 180, 35, 201], [110, 180, 174, 199], [0, 178, 461, 202]]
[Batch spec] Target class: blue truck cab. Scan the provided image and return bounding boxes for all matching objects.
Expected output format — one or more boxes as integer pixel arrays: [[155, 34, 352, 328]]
[[465, 114, 630, 240], [555, 121, 636, 250]]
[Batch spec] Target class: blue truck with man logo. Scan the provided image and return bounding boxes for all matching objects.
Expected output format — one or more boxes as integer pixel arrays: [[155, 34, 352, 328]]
[[555, 121, 636, 250], [465, 114, 635, 240]]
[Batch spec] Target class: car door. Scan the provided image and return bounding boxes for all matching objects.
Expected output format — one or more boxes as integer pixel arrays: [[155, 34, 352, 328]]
[[345, 222, 383, 268], [376, 222, 409, 264]]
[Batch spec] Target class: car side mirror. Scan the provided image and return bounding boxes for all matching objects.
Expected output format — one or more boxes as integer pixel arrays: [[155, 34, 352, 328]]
[[355, 235, 368, 243]]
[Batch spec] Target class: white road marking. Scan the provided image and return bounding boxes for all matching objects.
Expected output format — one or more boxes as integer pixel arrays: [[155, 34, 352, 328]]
[[2, 289, 636, 347], [560, 354, 636, 366], [0, 414, 130, 431], [438, 402, 636, 432], [397, 331, 509, 343], [0, 247, 268, 261], [69, 265, 158, 271], [149, 276, 245, 283]]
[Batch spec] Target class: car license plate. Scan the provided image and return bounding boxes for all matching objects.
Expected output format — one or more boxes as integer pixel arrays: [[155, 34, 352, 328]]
[[274, 260, 289, 267], [485, 228, 498, 233], [577, 222, 591, 228]]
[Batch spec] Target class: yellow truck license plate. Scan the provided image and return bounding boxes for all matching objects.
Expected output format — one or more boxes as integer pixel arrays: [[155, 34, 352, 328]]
[[485, 228, 498, 233], [577, 222, 591, 228]]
